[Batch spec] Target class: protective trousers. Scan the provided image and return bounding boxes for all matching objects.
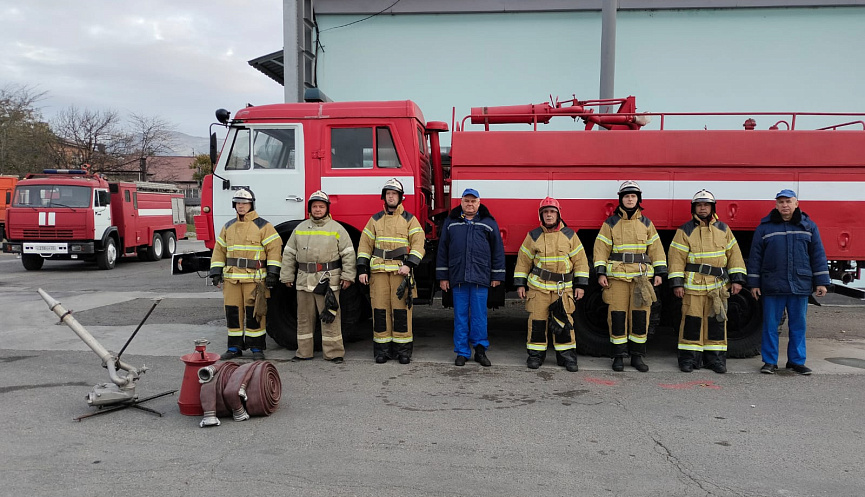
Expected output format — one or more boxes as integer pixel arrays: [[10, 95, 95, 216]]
[[452, 283, 490, 358], [761, 295, 808, 366], [678, 292, 727, 368], [295, 289, 344, 360], [371, 272, 415, 358], [223, 280, 266, 351], [603, 278, 650, 357], [525, 288, 576, 357]]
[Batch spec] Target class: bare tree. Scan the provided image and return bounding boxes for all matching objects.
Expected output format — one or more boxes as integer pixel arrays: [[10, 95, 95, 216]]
[[51, 105, 122, 171], [0, 84, 56, 176]]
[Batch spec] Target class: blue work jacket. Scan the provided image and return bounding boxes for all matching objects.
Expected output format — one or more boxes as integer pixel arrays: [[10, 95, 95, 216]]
[[436, 204, 505, 287], [747, 208, 830, 296]]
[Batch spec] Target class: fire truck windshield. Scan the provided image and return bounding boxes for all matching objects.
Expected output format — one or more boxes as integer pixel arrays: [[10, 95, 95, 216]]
[[13, 185, 92, 208]]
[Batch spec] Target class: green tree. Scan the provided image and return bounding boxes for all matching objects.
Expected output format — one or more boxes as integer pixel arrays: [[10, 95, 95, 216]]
[[190, 153, 212, 183], [0, 84, 56, 176]]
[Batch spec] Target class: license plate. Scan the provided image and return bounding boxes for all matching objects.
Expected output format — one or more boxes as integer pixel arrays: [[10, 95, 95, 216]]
[[23, 242, 68, 254]]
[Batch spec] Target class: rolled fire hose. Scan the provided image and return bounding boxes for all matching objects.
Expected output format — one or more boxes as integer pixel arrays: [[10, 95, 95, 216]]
[[198, 361, 282, 428]]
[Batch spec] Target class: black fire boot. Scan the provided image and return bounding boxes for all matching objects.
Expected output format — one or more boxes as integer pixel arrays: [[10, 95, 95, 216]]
[[678, 350, 698, 373], [397, 343, 413, 364], [474, 344, 492, 367], [612, 357, 624, 372], [527, 350, 545, 370], [556, 350, 579, 372], [373, 342, 390, 364], [704, 351, 727, 374], [631, 355, 649, 372]]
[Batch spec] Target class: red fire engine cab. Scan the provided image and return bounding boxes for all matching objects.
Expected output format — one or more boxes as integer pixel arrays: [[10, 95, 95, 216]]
[[190, 93, 865, 357], [4, 169, 187, 270]]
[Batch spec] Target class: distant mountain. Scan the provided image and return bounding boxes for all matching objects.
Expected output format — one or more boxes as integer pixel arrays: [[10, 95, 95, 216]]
[[163, 131, 211, 157]]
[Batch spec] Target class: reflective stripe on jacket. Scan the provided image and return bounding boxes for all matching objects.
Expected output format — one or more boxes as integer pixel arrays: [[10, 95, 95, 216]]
[[593, 207, 667, 281], [357, 204, 425, 273], [210, 210, 282, 281], [668, 214, 746, 294], [513, 221, 590, 293], [435, 204, 505, 286], [279, 215, 357, 292]]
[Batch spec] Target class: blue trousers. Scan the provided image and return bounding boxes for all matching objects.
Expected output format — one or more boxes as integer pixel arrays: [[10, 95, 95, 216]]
[[452, 283, 490, 358], [761, 294, 809, 366]]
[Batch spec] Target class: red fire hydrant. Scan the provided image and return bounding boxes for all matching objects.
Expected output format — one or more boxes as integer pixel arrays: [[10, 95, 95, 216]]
[[178, 338, 220, 416]]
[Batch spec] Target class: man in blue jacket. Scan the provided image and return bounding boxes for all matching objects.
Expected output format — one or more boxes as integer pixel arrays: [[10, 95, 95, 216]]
[[747, 189, 829, 375], [436, 188, 506, 367]]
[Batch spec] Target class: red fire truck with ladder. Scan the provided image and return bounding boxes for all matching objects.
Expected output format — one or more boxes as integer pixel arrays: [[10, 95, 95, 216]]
[[180, 92, 865, 357], [4, 169, 187, 270]]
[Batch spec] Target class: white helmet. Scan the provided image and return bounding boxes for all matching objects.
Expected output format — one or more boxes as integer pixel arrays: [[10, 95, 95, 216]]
[[618, 180, 642, 195], [691, 189, 716, 204], [381, 178, 404, 202], [308, 190, 330, 215], [232, 188, 255, 210]]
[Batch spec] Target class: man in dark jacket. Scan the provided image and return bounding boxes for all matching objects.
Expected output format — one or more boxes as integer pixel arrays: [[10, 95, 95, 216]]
[[747, 189, 829, 375], [436, 188, 505, 367]]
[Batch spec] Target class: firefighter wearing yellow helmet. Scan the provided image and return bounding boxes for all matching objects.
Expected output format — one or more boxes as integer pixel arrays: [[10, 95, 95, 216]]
[[209, 188, 283, 360], [667, 189, 746, 373], [357, 178, 426, 364], [514, 197, 590, 372], [279, 190, 357, 364], [593, 180, 667, 372]]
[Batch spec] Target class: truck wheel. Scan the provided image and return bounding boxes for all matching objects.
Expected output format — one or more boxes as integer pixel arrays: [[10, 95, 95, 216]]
[[574, 283, 611, 357], [161, 231, 176, 259], [145, 233, 163, 261], [726, 289, 762, 358], [22, 254, 44, 271], [96, 238, 117, 270]]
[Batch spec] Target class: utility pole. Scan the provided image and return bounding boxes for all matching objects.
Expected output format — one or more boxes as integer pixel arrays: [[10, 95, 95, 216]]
[[599, 0, 618, 117]]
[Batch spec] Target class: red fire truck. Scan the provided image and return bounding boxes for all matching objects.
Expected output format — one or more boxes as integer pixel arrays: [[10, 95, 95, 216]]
[[187, 94, 865, 357], [4, 169, 187, 270], [0, 175, 18, 242]]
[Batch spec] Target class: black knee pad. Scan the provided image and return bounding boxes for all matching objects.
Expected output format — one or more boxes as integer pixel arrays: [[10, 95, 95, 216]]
[[530, 320, 547, 343], [631, 310, 648, 335], [707, 319, 725, 341], [393, 309, 408, 333], [683, 315, 702, 341], [225, 305, 240, 329], [373, 308, 387, 332], [245, 306, 261, 330], [611, 311, 627, 337]]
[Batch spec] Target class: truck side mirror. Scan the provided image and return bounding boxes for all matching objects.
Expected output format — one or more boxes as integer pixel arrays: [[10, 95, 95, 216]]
[[210, 132, 218, 165]]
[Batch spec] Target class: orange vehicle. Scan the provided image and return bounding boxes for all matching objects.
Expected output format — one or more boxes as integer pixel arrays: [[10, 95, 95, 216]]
[[0, 175, 18, 241]]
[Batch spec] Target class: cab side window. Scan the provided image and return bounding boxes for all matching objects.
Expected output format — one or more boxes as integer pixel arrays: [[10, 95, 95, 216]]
[[225, 129, 251, 171], [331, 126, 402, 169]]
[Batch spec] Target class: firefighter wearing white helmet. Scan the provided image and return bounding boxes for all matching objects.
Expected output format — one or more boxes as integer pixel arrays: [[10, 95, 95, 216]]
[[513, 197, 590, 372], [668, 189, 746, 373], [357, 178, 425, 364], [280, 189, 357, 363], [593, 180, 667, 372], [209, 188, 282, 360]]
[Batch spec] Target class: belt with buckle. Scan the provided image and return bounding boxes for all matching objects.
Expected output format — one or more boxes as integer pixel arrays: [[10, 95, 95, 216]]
[[609, 252, 650, 264], [685, 263, 727, 278], [373, 247, 408, 260], [531, 266, 573, 283], [299, 260, 342, 272], [226, 257, 264, 269]]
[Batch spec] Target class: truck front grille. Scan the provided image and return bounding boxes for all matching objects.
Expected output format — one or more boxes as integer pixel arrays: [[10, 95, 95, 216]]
[[23, 229, 75, 239]]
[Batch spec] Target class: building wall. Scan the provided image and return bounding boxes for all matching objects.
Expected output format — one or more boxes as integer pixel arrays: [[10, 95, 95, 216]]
[[312, 6, 865, 136]]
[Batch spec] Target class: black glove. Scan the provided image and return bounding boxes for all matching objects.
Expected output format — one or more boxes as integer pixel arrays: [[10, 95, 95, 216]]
[[395, 274, 415, 309], [548, 296, 573, 342], [211, 274, 223, 286], [265, 271, 279, 289], [320, 288, 340, 324]]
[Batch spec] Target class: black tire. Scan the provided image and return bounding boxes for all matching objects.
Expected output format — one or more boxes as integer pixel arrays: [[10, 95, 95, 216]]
[[267, 282, 298, 349], [22, 254, 44, 271], [574, 282, 611, 357], [338, 282, 372, 342], [161, 231, 176, 259], [96, 237, 117, 270], [726, 289, 762, 358], [145, 233, 163, 261]]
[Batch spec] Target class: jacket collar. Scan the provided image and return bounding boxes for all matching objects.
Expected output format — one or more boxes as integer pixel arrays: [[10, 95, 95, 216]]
[[448, 203, 492, 220], [765, 207, 804, 225], [236, 210, 259, 222], [309, 214, 332, 226]]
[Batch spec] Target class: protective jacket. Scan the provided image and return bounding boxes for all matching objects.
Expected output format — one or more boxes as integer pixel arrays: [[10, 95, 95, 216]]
[[279, 214, 357, 292], [747, 208, 830, 295], [210, 210, 282, 282], [357, 204, 425, 273], [668, 214, 746, 294], [514, 221, 590, 292], [435, 204, 505, 286], [593, 207, 667, 280]]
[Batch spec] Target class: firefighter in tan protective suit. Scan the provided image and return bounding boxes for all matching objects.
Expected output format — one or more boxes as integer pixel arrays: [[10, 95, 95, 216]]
[[209, 188, 282, 360], [668, 189, 746, 373], [514, 197, 589, 372], [593, 181, 667, 372], [280, 190, 357, 364], [357, 178, 425, 364]]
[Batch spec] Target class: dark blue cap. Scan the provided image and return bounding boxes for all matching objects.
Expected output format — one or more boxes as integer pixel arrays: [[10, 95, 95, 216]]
[[461, 188, 480, 198], [775, 189, 797, 199]]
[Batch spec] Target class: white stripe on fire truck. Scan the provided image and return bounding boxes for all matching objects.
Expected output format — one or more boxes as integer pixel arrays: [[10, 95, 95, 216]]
[[138, 209, 172, 216], [452, 180, 864, 202], [38, 212, 56, 226], [321, 176, 415, 196]]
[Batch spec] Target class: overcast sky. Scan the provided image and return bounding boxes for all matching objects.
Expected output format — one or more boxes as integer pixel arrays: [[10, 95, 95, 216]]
[[1, 0, 286, 138]]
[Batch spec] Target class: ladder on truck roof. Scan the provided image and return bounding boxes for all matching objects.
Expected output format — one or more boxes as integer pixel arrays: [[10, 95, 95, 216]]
[[133, 181, 181, 193]]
